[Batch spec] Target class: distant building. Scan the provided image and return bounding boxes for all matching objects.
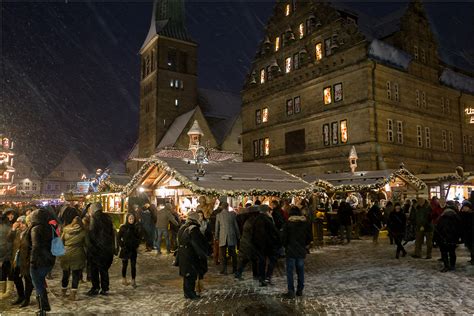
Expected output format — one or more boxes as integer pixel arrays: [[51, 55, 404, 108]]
[[13, 154, 42, 196], [128, 0, 242, 175], [0, 135, 15, 195], [241, 0, 474, 176], [42, 151, 89, 196]]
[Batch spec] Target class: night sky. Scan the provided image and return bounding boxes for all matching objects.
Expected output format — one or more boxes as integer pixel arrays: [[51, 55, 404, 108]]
[[2, 0, 473, 175]]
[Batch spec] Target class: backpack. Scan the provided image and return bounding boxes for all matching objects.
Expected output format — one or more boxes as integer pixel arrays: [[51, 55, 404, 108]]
[[51, 225, 65, 256]]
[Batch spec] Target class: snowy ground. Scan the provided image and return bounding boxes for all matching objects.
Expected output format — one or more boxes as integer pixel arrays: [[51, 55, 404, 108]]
[[2, 237, 474, 315]]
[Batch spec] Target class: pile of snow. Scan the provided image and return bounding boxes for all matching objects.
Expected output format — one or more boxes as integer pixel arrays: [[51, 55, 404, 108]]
[[439, 69, 474, 94], [368, 39, 412, 70]]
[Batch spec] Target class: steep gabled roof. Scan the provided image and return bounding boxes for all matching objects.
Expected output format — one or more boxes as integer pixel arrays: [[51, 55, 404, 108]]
[[141, 0, 192, 51], [46, 151, 89, 178], [156, 108, 196, 149]]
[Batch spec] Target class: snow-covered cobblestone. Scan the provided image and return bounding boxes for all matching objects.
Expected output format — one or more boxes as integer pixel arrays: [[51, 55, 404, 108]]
[[2, 238, 474, 315]]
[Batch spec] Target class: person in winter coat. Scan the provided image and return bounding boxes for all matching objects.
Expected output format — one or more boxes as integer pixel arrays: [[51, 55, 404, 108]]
[[0, 211, 14, 300], [8, 215, 33, 307], [60, 216, 88, 300], [253, 205, 281, 286], [195, 211, 212, 294], [86, 202, 117, 296], [337, 201, 354, 244], [281, 206, 312, 299], [29, 208, 56, 314], [155, 202, 179, 254], [209, 203, 223, 265], [436, 201, 462, 272], [215, 202, 240, 275], [460, 201, 474, 264], [177, 212, 208, 300], [383, 201, 394, 245], [410, 198, 434, 259], [118, 213, 141, 288], [234, 207, 259, 280], [271, 200, 286, 231], [139, 203, 157, 252], [388, 203, 407, 258], [367, 201, 383, 243]]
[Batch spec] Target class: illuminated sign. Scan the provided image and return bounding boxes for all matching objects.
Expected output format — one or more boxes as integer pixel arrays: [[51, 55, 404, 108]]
[[465, 108, 474, 124]]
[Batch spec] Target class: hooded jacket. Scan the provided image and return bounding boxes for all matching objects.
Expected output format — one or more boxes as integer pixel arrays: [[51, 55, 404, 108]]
[[29, 208, 55, 269], [281, 216, 312, 259], [436, 207, 462, 245], [118, 214, 141, 260], [177, 220, 208, 277], [60, 221, 88, 270], [88, 203, 116, 265]]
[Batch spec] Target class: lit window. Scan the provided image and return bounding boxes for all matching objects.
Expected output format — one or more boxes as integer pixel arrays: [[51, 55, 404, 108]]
[[387, 119, 393, 142], [414, 45, 418, 60], [294, 96, 301, 114], [417, 125, 423, 148], [386, 81, 391, 100], [448, 131, 454, 152], [324, 38, 332, 56], [425, 127, 431, 148], [264, 138, 270, 156], [286, 99, 294, 116], [340, 120, 348, 143], [175, 99, 179, 107], [416, 90, 420, 107], [260, 69, 265, 84], [285, 4, 290, 16], [323, 87, 332, 105], [334, 83, 343, 102], [394, 83, 399, 102], [397, 120, 403, 144], [323, 124, 330, 146], [442, 130, 447, 151], [275, 37, 280, 52], [285, 57, 292, 73], [331, 122, 338, 145], [299, 23, 304, 39], [422, 91, 426, 108], [262, 108, 269, 123], [315, 43, 323, 61], [255, 109, 262, 125], [170, 80, 174, 88], [175, 79, 179, 88]]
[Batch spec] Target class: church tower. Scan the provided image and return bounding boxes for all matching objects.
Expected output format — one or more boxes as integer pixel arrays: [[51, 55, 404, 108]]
[[138, 0, 198, 158]]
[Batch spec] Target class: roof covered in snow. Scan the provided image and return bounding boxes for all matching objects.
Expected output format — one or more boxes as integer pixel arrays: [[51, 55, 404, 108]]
[[125, 156, 312, 197], [439, 68, 474, 95], [368, 39, 412, 70], [156, 108, 196, 149]]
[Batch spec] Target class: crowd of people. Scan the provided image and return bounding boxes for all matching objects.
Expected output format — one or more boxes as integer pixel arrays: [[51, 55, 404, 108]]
[[1, 192, 474, 314]]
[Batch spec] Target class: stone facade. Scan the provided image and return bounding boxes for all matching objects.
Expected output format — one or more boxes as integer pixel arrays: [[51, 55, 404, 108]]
[[241, 0, 474, 176]]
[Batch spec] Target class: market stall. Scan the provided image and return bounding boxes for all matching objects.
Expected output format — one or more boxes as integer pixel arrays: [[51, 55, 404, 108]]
[[417, 167, 474, 200], [124, 155, 315, 216]]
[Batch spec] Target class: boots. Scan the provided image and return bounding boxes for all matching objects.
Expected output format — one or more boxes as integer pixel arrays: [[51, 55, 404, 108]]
[[70, 289, 77, 301], [20, 297, 30, 308], [122, 277, 130, 286], [61, 288, 68, 297], [1, 280, 15, 299], [131, 279, 137, 289], [12, 295, 25, 305], [36, 294, 51, 316]]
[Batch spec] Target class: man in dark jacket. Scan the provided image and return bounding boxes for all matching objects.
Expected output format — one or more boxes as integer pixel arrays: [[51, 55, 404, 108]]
[[87, 203, 116, 296], [437, 201, 461, 272], [209, 205, 223, 265], [460, 201, 474, 264], [367, 201, 383, 243], [139, 203, 156, 252], [410, 198, 433, 259], [177, 212, 207, 300], [271, 200, 286, 231], [281, 206, 312, 299], [235, 207, 259, 280], [29, 208, 55, 314], [337, 201, 354, 244], [253, 205, 281, 286]]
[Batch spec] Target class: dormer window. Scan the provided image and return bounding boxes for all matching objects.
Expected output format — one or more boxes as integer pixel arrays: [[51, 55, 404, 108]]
[[285, 4, 290, 16], [275, 37, 280, 52]]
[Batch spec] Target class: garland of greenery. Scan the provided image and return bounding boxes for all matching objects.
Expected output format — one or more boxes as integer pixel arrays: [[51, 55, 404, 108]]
[[311, 167, 426, 193], [123, 157, 314, 198]]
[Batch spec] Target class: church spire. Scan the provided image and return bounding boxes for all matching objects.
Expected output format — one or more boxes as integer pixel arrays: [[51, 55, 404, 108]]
[[141, 0, 192, 51]]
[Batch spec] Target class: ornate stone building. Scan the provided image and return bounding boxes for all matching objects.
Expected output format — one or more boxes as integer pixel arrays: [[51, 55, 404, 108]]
[[241, 0, 474, 176]]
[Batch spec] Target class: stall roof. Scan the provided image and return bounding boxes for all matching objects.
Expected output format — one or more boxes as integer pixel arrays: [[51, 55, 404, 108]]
[[305, 168, 426, 192], [125, 156, 316, 197]]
